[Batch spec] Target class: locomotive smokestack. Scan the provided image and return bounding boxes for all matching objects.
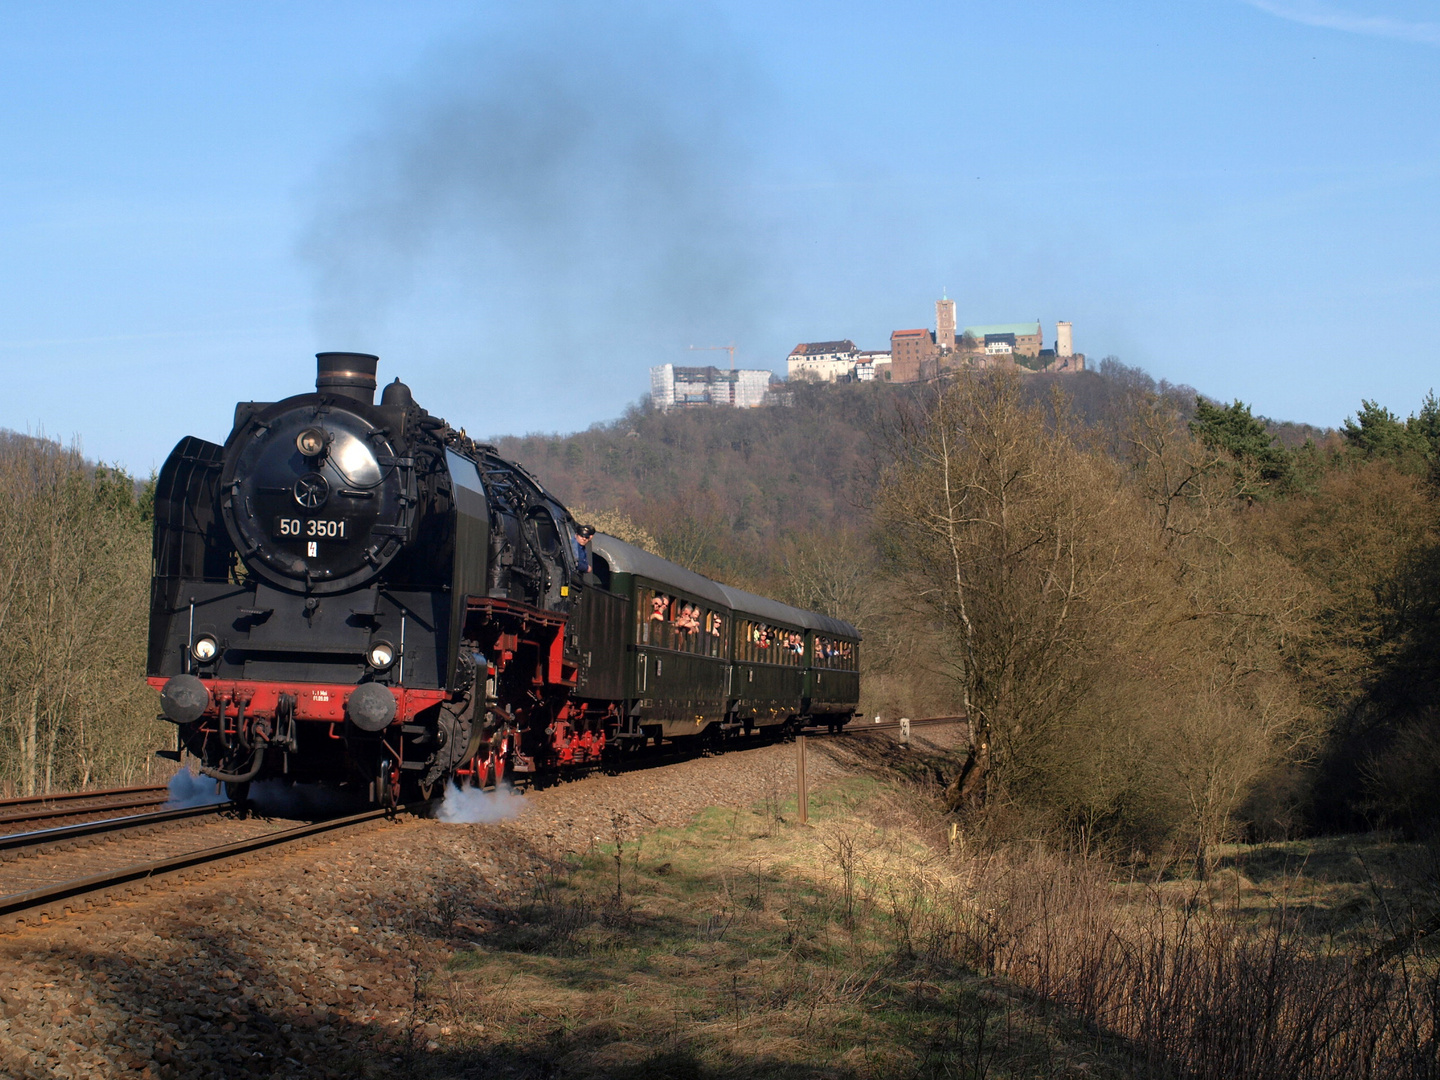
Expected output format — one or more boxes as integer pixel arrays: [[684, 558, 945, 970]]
[[315, 352, 379, 404]]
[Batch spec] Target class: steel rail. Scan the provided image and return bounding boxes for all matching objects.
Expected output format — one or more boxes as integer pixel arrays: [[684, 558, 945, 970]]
[[0, 802, 233, 855], [0, 784, 170, 813], [0, 793, 180, 829], [0, 804, 423, 921], [808, 714, 964, 733]]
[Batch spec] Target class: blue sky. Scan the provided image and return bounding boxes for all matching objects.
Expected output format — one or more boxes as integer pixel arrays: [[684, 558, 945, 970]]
[[1, 1, 1437, 472]]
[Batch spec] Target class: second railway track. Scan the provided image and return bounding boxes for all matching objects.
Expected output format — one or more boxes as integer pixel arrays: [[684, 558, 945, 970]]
[[0, 783, 175, 833], [831, 715, 963, 733], [0, 802, 419, 929], [0, 801, 234, 858]]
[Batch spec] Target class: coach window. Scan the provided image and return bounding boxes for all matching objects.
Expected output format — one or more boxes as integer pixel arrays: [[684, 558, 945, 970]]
[[662, 595, 676, 650], [820, 639, 851, 670], [672, 599, 689, 652], [673, 600, 701, 652], [637, 587, 660, 646], [704, 610, 724, 658]]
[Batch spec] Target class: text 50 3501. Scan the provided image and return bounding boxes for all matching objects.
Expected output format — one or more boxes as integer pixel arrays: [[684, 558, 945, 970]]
[[274, 518, 348, 539]]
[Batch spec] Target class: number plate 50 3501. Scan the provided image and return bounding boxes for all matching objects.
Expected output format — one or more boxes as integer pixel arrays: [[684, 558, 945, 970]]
[[275, 518, 348, 539]]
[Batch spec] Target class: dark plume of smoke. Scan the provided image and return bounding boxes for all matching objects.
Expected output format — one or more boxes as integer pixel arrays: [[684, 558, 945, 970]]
[[301, 6, 777, 389]]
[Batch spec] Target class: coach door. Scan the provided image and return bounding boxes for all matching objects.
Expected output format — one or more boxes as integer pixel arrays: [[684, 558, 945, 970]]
[[572, 586, 629, 699]]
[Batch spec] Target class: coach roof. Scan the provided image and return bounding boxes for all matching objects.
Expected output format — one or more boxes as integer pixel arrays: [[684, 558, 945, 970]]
[[590, 535, 858, 639], [588, 534, 732, 608], [589, 534, 860, 639], [717, 584, 860, 640]]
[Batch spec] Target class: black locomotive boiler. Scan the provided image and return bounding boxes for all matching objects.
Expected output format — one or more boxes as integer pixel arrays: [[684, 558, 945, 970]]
[[148, 354, 859, 804]]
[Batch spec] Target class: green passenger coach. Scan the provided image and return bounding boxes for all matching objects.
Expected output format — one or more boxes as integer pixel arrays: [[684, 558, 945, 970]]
[[582, 535, 860, 746]]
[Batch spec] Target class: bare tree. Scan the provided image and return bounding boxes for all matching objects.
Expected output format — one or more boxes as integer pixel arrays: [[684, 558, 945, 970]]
[[876, 373, 1320, 865], [0, 436, 162, 795], [1115, 397, 1320, 865], [876, 371, 1138, 813], [569, 503, 662, 555]]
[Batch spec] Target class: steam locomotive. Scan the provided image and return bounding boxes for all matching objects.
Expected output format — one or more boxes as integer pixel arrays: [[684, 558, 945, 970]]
[[148, 354, 860, 804]]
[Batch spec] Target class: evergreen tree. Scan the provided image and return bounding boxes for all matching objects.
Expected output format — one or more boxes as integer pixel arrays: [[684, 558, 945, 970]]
[[1342, 399, 1427, 461], [1189, 397, 1293, 500]]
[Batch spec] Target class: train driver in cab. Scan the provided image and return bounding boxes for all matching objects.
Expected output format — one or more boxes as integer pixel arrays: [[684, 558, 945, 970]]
[[574, 524, 596, 575]]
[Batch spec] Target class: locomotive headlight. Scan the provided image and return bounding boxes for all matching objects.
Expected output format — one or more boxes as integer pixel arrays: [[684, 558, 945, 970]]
[[367, 641, 396, 671], [191, 635, 219, 663], [296, 427, 330, 457]]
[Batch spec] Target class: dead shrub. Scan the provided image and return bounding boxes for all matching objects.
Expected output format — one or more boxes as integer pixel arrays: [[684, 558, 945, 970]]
[[943, 846, 1440, 1080]]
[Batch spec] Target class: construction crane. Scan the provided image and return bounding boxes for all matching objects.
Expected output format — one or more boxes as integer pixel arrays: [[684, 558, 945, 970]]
[[688, 344, 739, 406]]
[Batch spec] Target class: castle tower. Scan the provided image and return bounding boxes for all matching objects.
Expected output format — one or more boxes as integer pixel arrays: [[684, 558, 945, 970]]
[[1056, 321, 1073, 358], [936, 295, 956, 352]]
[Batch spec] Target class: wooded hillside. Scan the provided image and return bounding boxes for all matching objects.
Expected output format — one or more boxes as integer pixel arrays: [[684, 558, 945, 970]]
[[0, 433, 164, 796], [496, 363, 1440, 854]]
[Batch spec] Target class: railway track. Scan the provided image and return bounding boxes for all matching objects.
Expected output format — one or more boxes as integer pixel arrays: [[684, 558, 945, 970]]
[[0, 783, 176, 833], [0, 802, 421, 928], [0, 801, 234, 858], [0, 715, 961, 928], [825, 714, 963, 733]]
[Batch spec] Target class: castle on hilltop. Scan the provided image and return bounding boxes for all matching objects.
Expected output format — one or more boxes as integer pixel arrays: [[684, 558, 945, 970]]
[[648, 296, 1087, 412], [788, 296, 1085, 384]]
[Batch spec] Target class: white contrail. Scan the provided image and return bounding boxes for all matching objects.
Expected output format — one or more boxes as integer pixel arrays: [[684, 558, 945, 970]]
[[1244, 0, 1440, 46]]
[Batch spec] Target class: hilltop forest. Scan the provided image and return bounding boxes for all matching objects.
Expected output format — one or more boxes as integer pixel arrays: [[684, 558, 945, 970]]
[[2, 360, 1438, 863]]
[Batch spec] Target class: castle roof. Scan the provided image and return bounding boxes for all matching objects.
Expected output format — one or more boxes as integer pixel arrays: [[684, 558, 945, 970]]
[[789, 340, 858, 356], [961, 322, 1041, 339]]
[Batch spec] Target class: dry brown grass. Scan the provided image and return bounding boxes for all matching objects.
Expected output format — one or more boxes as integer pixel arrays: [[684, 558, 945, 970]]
[[390, 752, 1440, 1079], [408, 777, 1132, 1079], [950, 844, 1440, 1080]]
